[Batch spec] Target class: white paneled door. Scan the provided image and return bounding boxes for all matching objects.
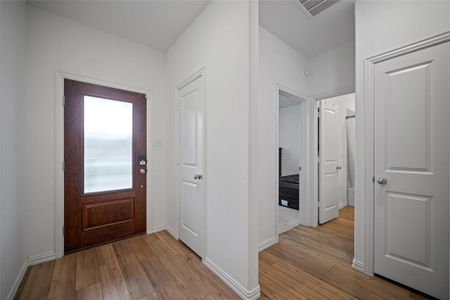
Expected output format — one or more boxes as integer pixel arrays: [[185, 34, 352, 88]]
[[319, 100, 339, 224], [178, 74, 205, 258], [374, 42, 449, 299]]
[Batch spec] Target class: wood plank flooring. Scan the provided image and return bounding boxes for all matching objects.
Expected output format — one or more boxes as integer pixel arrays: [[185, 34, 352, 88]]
[[15, 206, 431, 300], [259, 206, 430, 300], [14, 231, 239, 300]]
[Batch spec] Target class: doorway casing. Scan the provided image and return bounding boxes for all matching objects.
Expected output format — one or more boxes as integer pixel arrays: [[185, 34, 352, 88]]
[[54, 71, 152, 258], [273, 83, 316, 243], [270, 32, 450, 278], [360, 30, 450, 276], [174, 67, 207, 259]]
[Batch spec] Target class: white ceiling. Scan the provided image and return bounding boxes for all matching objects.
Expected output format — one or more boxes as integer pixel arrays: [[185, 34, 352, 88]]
[[28, 0, 210, 51], [279, 94, 300, 108], [259, 0, 355, 57]]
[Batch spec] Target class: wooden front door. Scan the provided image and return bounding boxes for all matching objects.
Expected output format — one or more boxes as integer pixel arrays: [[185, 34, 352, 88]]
[[64, 79, 147, 253]]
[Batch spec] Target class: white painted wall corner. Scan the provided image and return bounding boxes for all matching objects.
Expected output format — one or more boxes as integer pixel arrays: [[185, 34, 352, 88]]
[[258, 236, 278, 252], [7, 251, 56, 300], [203, 258, 261, 300], [352, 258, 365, 273]]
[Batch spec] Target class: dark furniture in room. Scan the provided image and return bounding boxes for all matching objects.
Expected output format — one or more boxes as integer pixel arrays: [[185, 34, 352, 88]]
[[278, 148, 299, 210]]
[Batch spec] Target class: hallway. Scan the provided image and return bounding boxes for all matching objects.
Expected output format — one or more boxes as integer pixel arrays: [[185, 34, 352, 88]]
[[259, 207, 429, 299], [14, 231, 238, 300]]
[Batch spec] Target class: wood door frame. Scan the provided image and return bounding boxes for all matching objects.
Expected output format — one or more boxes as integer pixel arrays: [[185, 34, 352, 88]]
[[54, 71, 152, 258], [174, 67, 207, 258], [362, 31, 450, 276]]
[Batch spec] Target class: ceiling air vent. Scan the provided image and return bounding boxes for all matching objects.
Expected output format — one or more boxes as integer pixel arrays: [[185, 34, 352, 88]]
[[297, 0, 340, 17]]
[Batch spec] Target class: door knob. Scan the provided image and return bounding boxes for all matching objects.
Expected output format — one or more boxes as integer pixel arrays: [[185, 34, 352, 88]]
[[336, 166, 342, 170], [376, 177, 387, 185], [194, 174, 203, 180]]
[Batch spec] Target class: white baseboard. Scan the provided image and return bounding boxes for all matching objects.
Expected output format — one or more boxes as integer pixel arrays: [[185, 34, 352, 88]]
[[166, 225, 178, 239], [28, 251, 56, 266], [203, 257, 260, 300], [352, 258, 365, 273], [279, 221, 301, 235], [149, 224, 165, 234], [7, 251, 56, 300], [338, 202, 347, 209], [6, 260, 28, 300], [258, 236, 277, 252]]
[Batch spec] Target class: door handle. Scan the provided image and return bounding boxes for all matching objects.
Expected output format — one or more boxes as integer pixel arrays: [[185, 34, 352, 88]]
[[376, 177, 387, 185], [194, 174, 203, 180], [336, 166, 342, 170]]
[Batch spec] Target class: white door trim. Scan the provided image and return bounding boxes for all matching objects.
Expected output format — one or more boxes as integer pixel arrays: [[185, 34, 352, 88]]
[[362, 31, 450, 275], [54, 71, 152, 258], [175, 67, 207, 258], [311, 92, 356, 228], [274, 83, 313, 239]]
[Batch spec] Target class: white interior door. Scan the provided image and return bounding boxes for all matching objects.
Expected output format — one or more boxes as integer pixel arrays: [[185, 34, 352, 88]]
[[374, 42, 449, 299], [319, 100, 339, 224], [178, 75, 205, 258]]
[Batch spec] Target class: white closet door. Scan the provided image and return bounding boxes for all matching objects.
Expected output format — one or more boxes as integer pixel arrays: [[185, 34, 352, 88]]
[[178, 75, 205, 258], [374, 42, 449, 299], [319, 100, 339, 224]]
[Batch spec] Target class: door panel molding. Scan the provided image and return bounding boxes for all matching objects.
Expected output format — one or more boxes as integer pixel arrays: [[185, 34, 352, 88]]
[[273, 83, 311, 245], [82, 197, 135, 231], [64, 79, 147, 253], [54, 72, 152, 258], [176, 67, 206, 258], [362, 30, 450, 283], [318, 100, 340, 224]]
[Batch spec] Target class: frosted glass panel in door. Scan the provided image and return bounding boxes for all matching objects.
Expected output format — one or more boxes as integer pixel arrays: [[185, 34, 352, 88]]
[[84, 96, 133, 193]]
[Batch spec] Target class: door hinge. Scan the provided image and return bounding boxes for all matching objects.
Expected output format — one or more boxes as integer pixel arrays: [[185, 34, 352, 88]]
[[62, 95, 65, 106], [62, 160, 65, 172], [62, 226, 64, 236], [372, 176, 375, 183]]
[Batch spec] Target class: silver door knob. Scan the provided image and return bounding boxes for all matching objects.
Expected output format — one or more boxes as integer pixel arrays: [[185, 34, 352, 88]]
[[376, 177, 387, 185]]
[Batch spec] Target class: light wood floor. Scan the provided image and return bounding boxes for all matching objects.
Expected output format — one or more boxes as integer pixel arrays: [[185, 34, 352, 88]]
[[15, 231, 239, 300], [259, 206, 430, 299], [15, 207, 430, 300]]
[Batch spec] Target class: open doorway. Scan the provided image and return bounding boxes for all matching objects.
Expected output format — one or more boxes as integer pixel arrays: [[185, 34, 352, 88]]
[[277, 90, 305, 234], [317, 93, 355, 226], [317, 94, 356, 231]]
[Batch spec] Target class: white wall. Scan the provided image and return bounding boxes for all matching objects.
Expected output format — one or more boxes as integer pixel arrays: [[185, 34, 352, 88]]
[[279, 105, 300, 176], [166, 1, 258, 296], [257, 27, 356, 248], [22, 5, 168, 261], [354, 0, 450, 271], [322, 93, 355, 209], [257, 26, 310, 247], [0, 1, 26, 299], [308, 41, 355, 98]]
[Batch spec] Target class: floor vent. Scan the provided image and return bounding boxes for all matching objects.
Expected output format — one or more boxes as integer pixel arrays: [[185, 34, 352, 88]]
[[297, 0, 340, 17]]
